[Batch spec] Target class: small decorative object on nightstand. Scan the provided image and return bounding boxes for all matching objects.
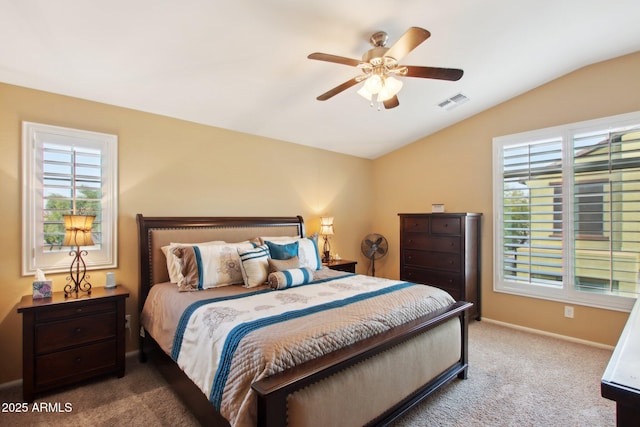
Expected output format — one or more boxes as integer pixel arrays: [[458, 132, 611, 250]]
[[320, 216, 334, 263], [17, 286, 129, 402], [323, 259, 357, 273]]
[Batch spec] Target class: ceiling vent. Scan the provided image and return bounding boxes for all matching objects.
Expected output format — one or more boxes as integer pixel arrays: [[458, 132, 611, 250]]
[[437, 93, 470, 111]]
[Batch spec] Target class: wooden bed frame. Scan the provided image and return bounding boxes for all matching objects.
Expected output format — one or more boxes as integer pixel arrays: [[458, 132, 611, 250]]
[[137, 214, 471, 427]]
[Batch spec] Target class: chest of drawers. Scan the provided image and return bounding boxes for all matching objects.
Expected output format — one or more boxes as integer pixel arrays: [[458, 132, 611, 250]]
[[399, 213, 481, 320], [17, 286, 129, 401]]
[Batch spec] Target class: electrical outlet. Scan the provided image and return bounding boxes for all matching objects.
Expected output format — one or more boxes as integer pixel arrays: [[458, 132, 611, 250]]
[[564, 306, 574, 318], [125, 314, 131, 330]]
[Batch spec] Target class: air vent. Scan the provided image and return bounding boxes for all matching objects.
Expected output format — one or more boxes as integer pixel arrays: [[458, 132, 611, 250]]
[[437, 93, 470, 111]]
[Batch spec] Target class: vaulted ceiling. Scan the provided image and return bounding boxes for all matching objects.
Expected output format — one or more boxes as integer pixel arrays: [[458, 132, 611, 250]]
[[1, 0, 639, 158]]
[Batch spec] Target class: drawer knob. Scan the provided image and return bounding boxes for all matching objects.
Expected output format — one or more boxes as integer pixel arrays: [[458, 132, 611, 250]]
[[75, 357, 82, 363], [75, 327, 82, 333], [76, 308, 83, 313]]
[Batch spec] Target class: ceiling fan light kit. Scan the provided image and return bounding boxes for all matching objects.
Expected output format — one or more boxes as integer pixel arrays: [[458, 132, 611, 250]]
[[308, 27, 463, 110]]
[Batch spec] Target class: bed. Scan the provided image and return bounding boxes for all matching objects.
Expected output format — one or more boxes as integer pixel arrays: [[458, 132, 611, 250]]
[[137, 214, 471, 427]]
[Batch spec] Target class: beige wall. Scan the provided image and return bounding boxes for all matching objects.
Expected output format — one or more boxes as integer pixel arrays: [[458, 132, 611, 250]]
[[0, 83, 374, 383], [372, 51, 640, 346], [1, 51, 639, 384]]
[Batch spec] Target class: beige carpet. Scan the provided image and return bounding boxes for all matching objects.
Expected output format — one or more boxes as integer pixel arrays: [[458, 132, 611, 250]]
[[0, 321, 615, 426]]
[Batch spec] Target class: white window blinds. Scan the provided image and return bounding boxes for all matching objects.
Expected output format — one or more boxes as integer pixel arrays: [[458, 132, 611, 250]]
[[494, 111, 640, 311]]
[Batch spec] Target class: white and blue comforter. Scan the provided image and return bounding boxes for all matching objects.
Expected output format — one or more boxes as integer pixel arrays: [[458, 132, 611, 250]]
[[169, 273, 455, 427]]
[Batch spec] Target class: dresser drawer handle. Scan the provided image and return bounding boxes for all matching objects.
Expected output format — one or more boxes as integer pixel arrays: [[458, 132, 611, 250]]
[[75, 357, 82, 364], [75, 327, 82, 333], [76, 308, 83, 313]]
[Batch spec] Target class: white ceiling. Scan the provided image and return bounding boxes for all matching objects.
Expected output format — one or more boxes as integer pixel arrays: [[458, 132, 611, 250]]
[[2, 1, 640, 159]]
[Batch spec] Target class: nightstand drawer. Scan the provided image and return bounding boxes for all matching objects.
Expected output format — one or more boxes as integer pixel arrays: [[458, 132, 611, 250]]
[[35, 311, 117, 353], [35, 340, 117, 386], [35, 301, 114, 321]]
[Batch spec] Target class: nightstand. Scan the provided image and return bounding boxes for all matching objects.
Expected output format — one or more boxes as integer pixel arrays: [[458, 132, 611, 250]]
[[17, 286, 129, 402], [323, 259, 357, 273]]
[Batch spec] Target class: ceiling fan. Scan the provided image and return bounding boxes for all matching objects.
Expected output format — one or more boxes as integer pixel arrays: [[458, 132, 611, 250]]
[[308, 27, 463, 109]]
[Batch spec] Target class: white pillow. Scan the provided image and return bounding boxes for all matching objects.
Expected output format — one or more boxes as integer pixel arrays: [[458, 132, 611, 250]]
[[162, 241, 226, 283], [172, 242, 254, 291], [238, 245, 270, 288]]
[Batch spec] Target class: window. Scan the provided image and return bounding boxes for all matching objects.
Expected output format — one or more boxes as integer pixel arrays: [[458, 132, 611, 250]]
[[22, 122, 117, 275], [553, 180, 606, 238], [493, 111, 640, 311]]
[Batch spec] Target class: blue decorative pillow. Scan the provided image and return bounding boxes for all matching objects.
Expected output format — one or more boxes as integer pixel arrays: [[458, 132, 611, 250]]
[[268, 267, 314, 290], [265, 240, 299, 260]]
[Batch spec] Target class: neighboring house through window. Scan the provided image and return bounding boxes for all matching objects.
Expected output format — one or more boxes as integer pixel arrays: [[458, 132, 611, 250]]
[[22, 122, 118, 275], [494, 111, 640, 311]]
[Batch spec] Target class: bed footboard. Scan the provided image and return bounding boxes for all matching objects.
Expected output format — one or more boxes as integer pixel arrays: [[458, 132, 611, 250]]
[[252, 300, 471, 427]]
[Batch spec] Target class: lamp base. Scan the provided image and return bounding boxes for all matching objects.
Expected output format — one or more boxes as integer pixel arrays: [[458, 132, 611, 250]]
[[322, 236, 332, 263], [64, 247, 92, 298]]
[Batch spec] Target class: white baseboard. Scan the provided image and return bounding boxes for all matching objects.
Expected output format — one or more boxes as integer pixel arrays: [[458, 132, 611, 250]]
[[481, 317, 615, 350]]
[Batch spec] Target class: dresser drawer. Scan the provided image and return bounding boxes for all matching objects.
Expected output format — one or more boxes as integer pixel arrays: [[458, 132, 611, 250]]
[[402, 267, 461, 292], [35, 301, 115, 321], [401, 217, 429, 233], [35, 340, 117, 386], [403, 250, 461, 272], [402, 233, 461, 253], [35, 311, 117, 354], [431, 217, 461, 235]]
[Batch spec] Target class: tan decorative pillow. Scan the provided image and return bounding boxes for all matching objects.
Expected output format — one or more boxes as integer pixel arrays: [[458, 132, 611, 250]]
[[267, 256, 300, 273]]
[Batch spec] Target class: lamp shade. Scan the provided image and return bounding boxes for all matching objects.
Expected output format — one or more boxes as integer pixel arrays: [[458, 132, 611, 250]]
[[320, 216, 334, 236], [63, 214, 95, 247]]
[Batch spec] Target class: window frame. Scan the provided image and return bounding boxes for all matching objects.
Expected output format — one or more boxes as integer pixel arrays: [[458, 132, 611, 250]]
[[22, 122, 118, 276], [493, 111, 640, 312]]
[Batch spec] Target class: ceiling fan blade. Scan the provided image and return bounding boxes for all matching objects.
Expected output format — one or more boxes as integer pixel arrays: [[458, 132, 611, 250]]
[[384, 27, 431, 61], [404, 66, 464, 81], [308, 52, 361, 67], [383, 96, 399, 109], [316, 77, 360, 101]]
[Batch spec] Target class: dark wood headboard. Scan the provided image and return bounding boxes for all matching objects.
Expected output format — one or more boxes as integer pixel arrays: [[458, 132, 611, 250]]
[[136, 214, 305, 313]]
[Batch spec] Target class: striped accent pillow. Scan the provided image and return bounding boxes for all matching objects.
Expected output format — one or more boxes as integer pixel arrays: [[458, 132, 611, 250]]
[[268, 267, 314, 290], [238, 245, 270, 288]]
